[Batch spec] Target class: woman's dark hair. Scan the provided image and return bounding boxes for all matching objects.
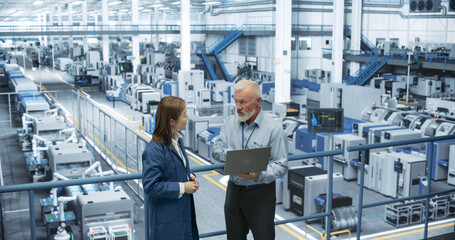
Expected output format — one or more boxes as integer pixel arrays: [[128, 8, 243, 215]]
[[152, 96, 186, 148]]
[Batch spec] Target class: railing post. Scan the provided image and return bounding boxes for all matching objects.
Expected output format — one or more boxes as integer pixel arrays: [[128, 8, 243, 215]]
[[8, 94, 12, 128], [424, 141, 434, 239], [145, 194, 149, 240], [326, 154, 334, 240], [29, 190, 36, 240], [356, 149, 366, 239]]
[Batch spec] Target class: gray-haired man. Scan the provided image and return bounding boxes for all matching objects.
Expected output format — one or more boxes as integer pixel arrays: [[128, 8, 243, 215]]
[[212, 80, 288, 240]]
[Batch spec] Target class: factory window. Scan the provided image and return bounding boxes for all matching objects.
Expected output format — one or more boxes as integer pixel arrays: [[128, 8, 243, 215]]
[[299, 37, 311, 50]]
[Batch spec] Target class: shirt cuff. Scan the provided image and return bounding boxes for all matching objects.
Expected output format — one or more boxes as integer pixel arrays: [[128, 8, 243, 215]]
[[178, 182, 185, 198]]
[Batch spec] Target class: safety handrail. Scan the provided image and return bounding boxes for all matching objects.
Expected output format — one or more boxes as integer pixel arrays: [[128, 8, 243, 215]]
[[323, 229, 351, 240], [347, 134, 455, 152], [2, 134, 455, 240], [346, 133, 455, 240], [305, 225, 324, 240]]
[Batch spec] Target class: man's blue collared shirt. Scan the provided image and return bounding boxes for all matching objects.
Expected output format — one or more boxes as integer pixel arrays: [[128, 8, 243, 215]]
[[212, 109, 288, 185]]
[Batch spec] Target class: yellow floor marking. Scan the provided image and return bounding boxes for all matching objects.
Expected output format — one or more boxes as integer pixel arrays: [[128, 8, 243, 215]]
[[187, 156, 306, 239], [371, 222, 455, 240]]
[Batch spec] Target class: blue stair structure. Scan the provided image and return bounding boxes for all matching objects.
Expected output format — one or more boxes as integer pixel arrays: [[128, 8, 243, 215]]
[[200, 26, 244, 82], [345, 54, 389, 86], [199, 47, 217, 80], [361, 34, 376, 53]]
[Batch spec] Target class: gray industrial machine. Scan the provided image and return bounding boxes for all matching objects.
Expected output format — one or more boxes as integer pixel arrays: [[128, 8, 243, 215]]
[[197, 127, 221, 162], [427, 139, 455, 181], [205, 80, 234, 102], [47, 142, 94, 179], [375, 151, 426, 198], [449, 145, 455, 185], [410, 77, 442, 97], [178, 70, 205, 105], [75, 190, 134, 240], [285, 166, 344, 217], [183, 117, 209, 152], [333, 134, 366, 181], [303, 173, 344, 217]]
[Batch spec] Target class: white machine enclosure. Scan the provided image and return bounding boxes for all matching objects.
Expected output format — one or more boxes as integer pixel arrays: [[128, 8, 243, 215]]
[[426, 98, 455, 117], [449, 145, 455, 185], [427, 139, 455, 181], [303, 173, 344, 216], [333, 134, 366, 181], [76, 190, 134, 240], [381, 151, 426, 198], [47, 142, 94, 178], [435, 122, 455, 136], [184, 117, 209, 152], [381, 129, 423, 150], [196, 89, 211, 108], [55, 58, 73, 71], [410, 77, 442, 97], [178, 70, 205, 105], [206, 80, 234, 102]]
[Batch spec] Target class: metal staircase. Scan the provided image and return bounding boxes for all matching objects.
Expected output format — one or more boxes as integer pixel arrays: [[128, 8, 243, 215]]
[[200, 26, 244, 82], [361, 34, 376, 53], [345, 54, 389, 86]]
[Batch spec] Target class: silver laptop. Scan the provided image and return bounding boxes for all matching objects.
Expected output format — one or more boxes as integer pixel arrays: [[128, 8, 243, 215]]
[[222, 147, 272, 175]]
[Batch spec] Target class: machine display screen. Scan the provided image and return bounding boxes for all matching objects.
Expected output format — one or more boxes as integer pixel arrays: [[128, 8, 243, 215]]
[[119, 62, 133, 73], [74, 75, 92, 87], [307, 108, 344, 133]]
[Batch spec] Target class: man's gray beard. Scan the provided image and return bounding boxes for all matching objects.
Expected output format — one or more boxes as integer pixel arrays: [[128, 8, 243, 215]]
[[238, 108, 256, 122]]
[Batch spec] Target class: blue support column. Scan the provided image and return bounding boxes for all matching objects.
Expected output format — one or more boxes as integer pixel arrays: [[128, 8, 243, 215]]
[[356, 150, 366, 239], [326, 155, 334, 240], [424, 142, 434, 239], [29, 190, 36, 240]]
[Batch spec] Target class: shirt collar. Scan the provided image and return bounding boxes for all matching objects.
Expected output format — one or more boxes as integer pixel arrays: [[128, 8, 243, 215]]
[[173, 131, 182, 142], [238, 108, 263, 128]]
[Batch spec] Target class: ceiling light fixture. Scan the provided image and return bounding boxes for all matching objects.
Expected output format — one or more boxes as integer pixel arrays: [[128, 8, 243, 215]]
[[32, 0, 44, 6], [202, 1, 221, 5], [108, 1, 123, 6], [71, 1, 84, 5], [171, 1, 180, 5]]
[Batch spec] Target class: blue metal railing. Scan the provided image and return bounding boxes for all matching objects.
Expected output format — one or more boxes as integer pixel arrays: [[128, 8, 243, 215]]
[[347, 134, 455, 240], [2, 135, 455, 240], [361, 34, 376, 52], [0, 24, 354, 37], [344, 55, 380, 85], [199, 47, 217, 80], [207, 27, 238, 53], [212, 28, 244, 54], [352, 55, 389, 85], [0, 24, 237, 34], [214, 52, 232, 82]]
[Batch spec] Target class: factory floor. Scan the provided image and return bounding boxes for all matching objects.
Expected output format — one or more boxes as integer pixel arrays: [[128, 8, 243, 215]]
[[1, 56, 455, 240]]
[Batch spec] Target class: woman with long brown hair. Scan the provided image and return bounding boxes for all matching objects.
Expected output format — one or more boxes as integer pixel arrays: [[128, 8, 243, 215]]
[[142, 96, 199, 240]]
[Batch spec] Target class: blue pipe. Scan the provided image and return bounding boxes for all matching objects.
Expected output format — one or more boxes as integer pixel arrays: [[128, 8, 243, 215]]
[[348, 135, 455, 152], [424, 141, 434, 239], [326, 155, 334, 240], [29, 190, 36, 240], [356, 150, 366, 239]]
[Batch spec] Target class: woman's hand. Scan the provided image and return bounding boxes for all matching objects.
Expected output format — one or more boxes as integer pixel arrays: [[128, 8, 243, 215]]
[[184, 179, 199, 194]]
